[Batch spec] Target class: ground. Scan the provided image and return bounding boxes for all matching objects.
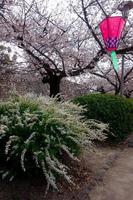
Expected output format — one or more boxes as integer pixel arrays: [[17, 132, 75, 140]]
[[90, 148, 133, 200], [0, 143, 133, 200]]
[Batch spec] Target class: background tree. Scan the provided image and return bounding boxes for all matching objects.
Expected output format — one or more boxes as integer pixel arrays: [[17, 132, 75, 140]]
[[0, 44, 18, 97], [0, 0, 132, 98]]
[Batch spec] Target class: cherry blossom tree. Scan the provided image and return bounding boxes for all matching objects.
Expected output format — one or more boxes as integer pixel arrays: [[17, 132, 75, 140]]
[[0, 0, 132, 97]]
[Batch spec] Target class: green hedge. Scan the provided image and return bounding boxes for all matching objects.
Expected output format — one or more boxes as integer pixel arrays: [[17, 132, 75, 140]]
[[73, 94, 133, 142], [0, 94, 107, 194]]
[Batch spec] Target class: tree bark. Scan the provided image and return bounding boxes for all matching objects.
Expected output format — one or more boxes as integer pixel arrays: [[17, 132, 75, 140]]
[[49, 75, 61, 98], [115, 87, 120, 95]]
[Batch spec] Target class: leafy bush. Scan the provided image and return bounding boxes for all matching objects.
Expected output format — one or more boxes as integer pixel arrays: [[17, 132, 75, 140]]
[[73, 94, 133, 142], [0, 94, 107, 194]]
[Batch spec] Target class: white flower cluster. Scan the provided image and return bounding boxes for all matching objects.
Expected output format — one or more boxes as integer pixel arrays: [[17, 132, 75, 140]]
[[0, 124, 8, 139], [0, 94, 108, 195]]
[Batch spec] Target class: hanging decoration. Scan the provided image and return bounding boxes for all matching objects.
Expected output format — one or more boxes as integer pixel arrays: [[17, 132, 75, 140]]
[[99, 16, 126, 71]]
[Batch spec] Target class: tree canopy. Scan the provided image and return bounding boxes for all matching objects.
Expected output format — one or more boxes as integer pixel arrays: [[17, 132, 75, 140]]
[[0, 0, 133, 97]]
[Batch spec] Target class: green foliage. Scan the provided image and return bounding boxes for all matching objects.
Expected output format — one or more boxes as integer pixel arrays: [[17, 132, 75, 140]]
[[128, 98, 133, 105], [73, 94, 133, 142], [0, 94, 107, 194]]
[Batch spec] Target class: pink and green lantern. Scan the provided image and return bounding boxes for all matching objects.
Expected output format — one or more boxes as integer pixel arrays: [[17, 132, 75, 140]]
[[99, 16, 126, 71]]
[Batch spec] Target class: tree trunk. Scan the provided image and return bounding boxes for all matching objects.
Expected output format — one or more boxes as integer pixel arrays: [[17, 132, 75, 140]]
[[114, 85, 120, 95], [49, 76, 61, 98]]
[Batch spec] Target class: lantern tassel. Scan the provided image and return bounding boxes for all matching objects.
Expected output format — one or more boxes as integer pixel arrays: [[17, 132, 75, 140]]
[[111, 51, 119, 71]]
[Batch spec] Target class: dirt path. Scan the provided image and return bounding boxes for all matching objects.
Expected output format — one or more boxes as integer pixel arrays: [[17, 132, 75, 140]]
[[1, 147, 133, 200], [0, 147, 120, 200], [90, 148, 133, 200]]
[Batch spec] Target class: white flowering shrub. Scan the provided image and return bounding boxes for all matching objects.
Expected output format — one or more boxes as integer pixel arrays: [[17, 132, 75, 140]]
[[0, 94, 108, 194]]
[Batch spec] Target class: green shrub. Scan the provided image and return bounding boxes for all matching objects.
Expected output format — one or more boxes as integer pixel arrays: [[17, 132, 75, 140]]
[[73, 94, 133, 142], [128, 98, 133, 105], [0, 94, 107, 194]]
